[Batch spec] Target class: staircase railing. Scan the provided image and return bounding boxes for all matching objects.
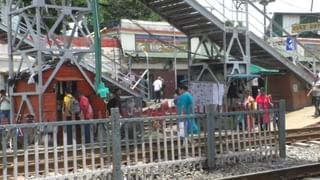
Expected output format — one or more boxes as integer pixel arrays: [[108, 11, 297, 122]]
[[200, 0, 319, 75], [0, 4, 36, 47], [248, 2, 319, 74], [81, 53, 150, 99]]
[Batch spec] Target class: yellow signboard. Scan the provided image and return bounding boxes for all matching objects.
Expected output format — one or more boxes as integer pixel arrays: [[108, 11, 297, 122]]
[[292, 22, 320, 33]]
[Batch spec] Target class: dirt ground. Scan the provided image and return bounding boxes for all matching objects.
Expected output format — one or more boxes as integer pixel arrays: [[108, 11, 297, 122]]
[[286, 106, 320, 129]]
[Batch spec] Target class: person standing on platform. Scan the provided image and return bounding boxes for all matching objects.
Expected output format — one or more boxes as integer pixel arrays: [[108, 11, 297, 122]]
[[255, 88, 271, 130], [0, 89, 10, 125], [307, 70, 320, 117], [63, 89, 75, 144], [77, 92, 93, 143], [107, 88, 123, 117], [244, 90, 255, 131], [177, 84, 199, 144], [153, 76, 163, 103]]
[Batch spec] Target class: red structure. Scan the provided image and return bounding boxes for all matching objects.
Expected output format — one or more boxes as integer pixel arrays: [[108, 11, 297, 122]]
[[13, 63, 106, 123]]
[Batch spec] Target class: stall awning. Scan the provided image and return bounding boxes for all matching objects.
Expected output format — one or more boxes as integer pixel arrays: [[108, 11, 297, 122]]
[[226, 74, 259, 79], [250, 64, 279, 74]]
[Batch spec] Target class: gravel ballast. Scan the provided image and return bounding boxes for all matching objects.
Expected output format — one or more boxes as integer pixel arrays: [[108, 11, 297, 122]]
[[168, 144, 320, 179]]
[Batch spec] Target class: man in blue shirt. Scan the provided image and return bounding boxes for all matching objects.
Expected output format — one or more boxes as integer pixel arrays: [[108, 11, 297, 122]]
[[177, 85, 199, 142], [177, 85, 193, 116]]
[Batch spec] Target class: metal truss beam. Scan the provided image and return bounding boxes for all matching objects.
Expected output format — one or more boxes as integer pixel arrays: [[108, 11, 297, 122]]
[[6, 0, 94, 123]]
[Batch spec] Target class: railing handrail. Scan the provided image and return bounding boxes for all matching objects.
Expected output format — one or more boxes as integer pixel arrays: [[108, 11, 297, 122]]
[[201, 0, 319, 74], [249, 2, 320, 64], [130, 69, 148, 90]]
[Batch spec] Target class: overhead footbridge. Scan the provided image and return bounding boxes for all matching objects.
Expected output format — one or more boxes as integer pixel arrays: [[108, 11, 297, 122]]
[[139, 0, 316, 85]]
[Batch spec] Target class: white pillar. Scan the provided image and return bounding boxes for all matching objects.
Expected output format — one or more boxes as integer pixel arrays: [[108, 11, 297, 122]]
[[0, 73, 5, 90]]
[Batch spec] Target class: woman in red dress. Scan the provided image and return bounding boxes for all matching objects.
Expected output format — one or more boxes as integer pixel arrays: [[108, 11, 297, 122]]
[[255, 88, 271, 130]]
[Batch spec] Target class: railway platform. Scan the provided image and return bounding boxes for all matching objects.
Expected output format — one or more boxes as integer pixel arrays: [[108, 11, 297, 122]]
[[286, 106, 320, 129]]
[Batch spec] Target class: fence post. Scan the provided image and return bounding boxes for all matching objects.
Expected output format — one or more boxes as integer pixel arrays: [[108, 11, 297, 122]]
[[278, 99, 286, 158], [207, 104, 216, 171], [111, 108, 122, 179]]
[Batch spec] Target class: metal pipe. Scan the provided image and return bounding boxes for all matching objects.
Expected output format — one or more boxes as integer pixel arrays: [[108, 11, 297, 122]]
[[92, 0, 102, 91], [263, 4, 267, 40], [36, 4, 43, 122], [173, 28, 177, 88], [6, 1, 14, 124], [187, 38, 191, 85], [143, 50, 150, 99]]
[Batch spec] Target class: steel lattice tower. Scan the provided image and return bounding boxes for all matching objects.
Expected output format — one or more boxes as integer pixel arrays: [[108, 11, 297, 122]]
[[5, 0, 95, 123]]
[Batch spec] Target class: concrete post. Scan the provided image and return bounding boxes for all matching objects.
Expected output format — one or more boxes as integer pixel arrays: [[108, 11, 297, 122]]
[[278, 99, 286, 158], [207, 104, 217, 171], [111, 108, 122, 179]]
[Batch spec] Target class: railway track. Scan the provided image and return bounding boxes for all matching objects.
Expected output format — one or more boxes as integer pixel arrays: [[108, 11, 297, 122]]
[[222, 163, 320, 180], [1, 127, 320, 179]]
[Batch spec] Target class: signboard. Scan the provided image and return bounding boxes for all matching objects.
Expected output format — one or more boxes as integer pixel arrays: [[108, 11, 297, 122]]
[[292, 22, 320, 34], [135, 34, 187, 53], [286, 36, 294, 51]]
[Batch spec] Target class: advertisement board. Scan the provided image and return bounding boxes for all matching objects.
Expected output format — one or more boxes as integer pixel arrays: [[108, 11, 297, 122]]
[[135, 34, 187, 53]]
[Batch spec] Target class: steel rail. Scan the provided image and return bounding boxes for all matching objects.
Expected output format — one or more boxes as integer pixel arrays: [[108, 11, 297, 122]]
[[222, 163, 320, 180]]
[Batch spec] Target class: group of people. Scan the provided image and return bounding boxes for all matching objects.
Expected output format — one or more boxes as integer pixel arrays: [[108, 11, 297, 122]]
[[62, 89, 93, 143], [63, 89, 93, 121], [242, 88, 273, 131]]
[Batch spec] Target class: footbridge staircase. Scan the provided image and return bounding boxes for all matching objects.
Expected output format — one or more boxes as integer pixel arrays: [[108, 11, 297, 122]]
[[139, 0, 317, 85], [0, 2, 149, 99]]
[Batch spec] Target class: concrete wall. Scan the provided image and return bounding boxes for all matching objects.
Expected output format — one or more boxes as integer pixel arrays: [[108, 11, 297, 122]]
[[268, 72, 311, 111]]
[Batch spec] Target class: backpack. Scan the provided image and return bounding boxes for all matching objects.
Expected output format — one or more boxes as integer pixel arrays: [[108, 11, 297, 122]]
[[71, 97, 80, 113]]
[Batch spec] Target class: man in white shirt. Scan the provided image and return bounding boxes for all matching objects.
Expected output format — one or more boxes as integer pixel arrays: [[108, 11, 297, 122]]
[[153, 76, 163, 103]]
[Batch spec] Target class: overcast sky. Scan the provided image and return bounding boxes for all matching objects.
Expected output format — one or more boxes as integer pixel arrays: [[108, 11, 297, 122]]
[[267, 0, 320, 13], [197, 0, 320, 36]]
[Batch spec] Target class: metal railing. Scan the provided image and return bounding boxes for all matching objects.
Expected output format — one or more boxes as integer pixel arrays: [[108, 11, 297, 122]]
[[113, 112, 207, 179], [81, 53, 150, 99], [0, 119, 114, 180], [200, 0, 319, 74], [207, 100, 286, 170], [0, 2, 150, 99], [0, 100, 286, 179]]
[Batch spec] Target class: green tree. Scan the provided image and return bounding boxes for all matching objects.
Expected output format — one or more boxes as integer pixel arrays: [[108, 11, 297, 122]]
[[17, 0, 161, 32], [99, 0, 162, 25], [65, 0, 162, 29]]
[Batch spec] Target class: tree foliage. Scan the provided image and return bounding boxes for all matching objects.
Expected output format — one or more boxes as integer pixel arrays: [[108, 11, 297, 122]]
[[60, 0, 162, 27], [101, 0, 161, 22], [18, 0, 161, 31]]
